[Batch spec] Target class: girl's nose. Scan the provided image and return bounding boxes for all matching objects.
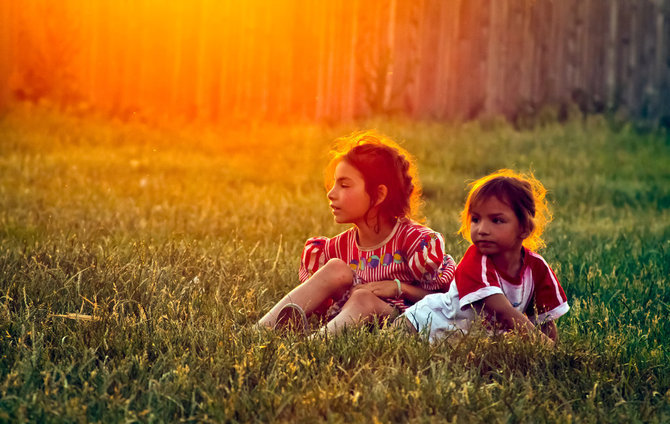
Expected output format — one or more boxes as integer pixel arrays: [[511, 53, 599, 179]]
[[327, 186, 336, 200]]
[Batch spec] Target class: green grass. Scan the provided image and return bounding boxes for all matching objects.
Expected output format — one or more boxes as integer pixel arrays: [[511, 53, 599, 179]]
[[0, 106, 669, 422]]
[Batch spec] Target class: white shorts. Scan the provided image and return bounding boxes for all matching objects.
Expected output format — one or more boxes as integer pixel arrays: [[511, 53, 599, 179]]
[[402, 285, 475, 342]]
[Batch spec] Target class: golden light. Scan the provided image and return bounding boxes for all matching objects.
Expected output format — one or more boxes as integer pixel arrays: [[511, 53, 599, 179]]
[[1, 0, 372, 122]]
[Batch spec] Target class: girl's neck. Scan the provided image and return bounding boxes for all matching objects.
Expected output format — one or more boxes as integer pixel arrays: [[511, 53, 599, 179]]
[[355, 215, 396, 248], [491, 244, 525, 279]]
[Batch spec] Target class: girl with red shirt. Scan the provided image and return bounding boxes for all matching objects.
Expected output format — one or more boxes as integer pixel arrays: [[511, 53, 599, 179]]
[[402, 169, 569, 344], [256, 131, 456, 334]]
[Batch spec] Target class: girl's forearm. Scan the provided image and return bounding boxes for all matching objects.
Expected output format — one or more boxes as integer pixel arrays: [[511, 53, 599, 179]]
[[398, 282, 433, 304], [475, 294, 554, 343], [540, 320, 558, 342], [498, 311, 554, 345]]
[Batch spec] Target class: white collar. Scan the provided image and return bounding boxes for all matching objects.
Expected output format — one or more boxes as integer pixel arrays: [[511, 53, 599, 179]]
[[356, 219, 402, 251]]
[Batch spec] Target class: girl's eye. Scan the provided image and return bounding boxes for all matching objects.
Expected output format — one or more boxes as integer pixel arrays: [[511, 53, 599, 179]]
[[493, 218, 505, 224], [471, 217, 479, 223]]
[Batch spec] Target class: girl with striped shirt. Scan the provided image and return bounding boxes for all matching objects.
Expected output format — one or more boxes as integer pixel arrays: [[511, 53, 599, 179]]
[[401, 169, 570, 344], [257, 131, 456, 334]]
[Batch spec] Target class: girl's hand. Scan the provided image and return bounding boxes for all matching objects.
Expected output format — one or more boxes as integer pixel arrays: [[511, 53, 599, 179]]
[[353, 280, 400, 299], [354, 280, 437, 304], [474, 294, 555, 346], [540, 320, 558, 343]]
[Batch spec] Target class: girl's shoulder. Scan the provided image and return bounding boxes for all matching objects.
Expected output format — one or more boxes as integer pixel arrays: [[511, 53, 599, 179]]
[[524, 248, 557, 274], [395, 219, 446, 253], [524, 248, 546, 261], [397, 218, 443, 238], [303, 227, 356, 249], [458, 244, 482, 266]]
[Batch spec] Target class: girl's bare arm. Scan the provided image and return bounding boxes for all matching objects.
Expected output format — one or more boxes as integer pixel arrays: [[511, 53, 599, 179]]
[[353, 280, 433, 303], [540, 320, 558, 342], [473, 294, 554, 345]]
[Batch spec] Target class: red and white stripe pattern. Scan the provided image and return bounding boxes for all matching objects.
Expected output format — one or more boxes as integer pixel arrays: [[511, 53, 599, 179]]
[[456, 245, 569, 323], [299, 219, 456, 311]]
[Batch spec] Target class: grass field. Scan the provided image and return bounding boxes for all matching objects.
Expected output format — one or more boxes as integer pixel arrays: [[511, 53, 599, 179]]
[[0, 106, 669, 422]]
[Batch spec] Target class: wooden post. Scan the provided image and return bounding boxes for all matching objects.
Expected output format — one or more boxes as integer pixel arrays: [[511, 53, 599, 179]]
[[345, 0, 359, 120], [606, 0, 619, 109], [381, 0, 397, 112], [654, 1, 669, 122], [0, 1, 17, 108], [485, 0, 502, 116]]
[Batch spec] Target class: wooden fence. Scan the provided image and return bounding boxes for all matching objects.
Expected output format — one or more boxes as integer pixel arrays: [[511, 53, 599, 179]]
[[1, 0, 668, 124]]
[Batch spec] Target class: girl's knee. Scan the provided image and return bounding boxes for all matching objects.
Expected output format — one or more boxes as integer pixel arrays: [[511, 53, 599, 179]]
[[345, 289, 378, 309], [340, 290, 393, 322], [318, 258, 354, 290], [322, 257, 350, 271]]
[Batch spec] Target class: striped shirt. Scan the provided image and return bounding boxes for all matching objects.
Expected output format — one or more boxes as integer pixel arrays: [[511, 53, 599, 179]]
[[457, 245, 569, 323], [299, 219, 456, 311]]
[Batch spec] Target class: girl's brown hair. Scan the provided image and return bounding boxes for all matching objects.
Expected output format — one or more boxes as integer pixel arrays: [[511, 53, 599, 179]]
[[458, 169, 552, 251], [324, 130, 423, 224]]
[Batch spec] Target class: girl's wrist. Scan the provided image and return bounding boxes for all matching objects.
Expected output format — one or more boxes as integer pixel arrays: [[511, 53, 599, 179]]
[[394, 278, 402, 299]]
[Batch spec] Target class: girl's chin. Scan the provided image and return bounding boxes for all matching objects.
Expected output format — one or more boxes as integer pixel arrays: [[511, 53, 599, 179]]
[[332, 216, 353, 225], [474, 242, 498, 255]]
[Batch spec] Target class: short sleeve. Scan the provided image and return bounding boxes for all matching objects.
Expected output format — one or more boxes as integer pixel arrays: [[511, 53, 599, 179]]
[[407, 232, 456, 292], [456, 245, 504, 309], [298, 237, 329, 283], [528, 253, 570, 323]]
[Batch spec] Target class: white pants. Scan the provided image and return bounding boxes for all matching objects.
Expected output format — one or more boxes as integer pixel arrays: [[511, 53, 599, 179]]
[[401, 283, 475, 342]]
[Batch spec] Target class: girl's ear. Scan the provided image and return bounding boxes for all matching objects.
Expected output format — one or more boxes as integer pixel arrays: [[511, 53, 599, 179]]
[[374, 184, 388, 207], [519, 221, 533, 240]]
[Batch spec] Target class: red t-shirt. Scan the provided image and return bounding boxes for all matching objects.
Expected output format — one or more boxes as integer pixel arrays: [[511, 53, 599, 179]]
[[455, 245, 569, 323]]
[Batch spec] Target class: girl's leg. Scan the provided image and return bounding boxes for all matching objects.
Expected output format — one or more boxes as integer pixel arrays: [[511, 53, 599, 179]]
[[257, 258, 353, 328], [396, 316, 418, 333], [323, 289, 396, 334]]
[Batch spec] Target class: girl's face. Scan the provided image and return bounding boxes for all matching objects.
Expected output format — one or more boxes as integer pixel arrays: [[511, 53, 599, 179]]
[[469, 195, 527, 258], [327, 160, 371, 226]]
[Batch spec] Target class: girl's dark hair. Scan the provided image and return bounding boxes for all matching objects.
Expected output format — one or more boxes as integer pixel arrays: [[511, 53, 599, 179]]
[[325, 130, 423, 224], [459, 169, 552, 251]]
